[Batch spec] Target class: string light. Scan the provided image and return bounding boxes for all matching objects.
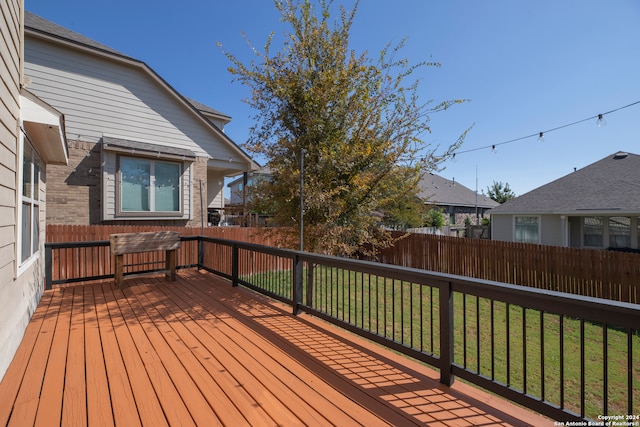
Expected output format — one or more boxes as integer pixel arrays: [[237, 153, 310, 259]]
[[597, 113, 607, 127], [448, 100, 640, 157]]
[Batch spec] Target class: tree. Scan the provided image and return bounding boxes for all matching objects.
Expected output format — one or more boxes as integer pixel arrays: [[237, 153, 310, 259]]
[[423, 208, 445, 228], [220, 0, 467, 255], [485, 181, 516, 204]]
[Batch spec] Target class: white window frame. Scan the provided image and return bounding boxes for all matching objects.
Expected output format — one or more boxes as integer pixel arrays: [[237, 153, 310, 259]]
[[17, 132, 41, 275], [115, 155, 184, 217], [582, 216, 605, 249], [608, 216, 631, 249], [514, 215, 540, 244]]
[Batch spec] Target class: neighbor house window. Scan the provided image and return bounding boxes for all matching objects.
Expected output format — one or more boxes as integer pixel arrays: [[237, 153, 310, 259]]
[[583, 216, 604, 247], [608, 217, 630, 248], [514, 216, 539, 244], [119, 156, 181, 215], [20, 142, 40, 264]]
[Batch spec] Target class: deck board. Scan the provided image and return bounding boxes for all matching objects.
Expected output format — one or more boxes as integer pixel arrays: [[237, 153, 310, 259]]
[[83, 285, 115, 427], [0, 269, 550, 426]]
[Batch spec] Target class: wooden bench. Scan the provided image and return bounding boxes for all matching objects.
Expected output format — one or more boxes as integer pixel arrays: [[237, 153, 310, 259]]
[[109, 231, 181, 287]]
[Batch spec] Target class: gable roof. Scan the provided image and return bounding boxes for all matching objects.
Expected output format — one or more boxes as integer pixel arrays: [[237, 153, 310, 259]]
[[25, 12, 128, 58], [417, 173, 499, 209], [185, 97, 231, 123], [490, 151, 640, 216], [24, 11, 256, 170]]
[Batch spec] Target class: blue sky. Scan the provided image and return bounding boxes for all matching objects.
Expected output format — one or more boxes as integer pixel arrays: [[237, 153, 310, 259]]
[[26, 0, 640, 197]]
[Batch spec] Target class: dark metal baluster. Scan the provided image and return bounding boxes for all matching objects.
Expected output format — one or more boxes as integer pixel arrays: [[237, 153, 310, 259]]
[[463, 294, 467, 368], [560, 315, 565, 410], [491, 300, 495, 380], [628, 327, 633, 415], [476, 296, 480, 374], [392, 279, 397, 341], [523, 307, 527, 394], [540, 311, 545, 402], [506, 303, 511, 387], [419, 284, 423, 352], [580, 319, 585, 419], [430, 286, 434, 354], [603, 323, 608, 416]]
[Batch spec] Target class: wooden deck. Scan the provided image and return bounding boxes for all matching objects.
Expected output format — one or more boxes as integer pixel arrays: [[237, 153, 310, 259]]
[[0, 269, 549, 426]]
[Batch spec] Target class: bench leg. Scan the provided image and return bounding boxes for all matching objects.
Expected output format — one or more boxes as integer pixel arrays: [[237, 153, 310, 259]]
[[114, 254, 124, 287], [166, 250, 177, 281]]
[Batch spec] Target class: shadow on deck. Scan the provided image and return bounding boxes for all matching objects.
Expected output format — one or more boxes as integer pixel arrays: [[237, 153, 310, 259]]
[[0, 269, 549, 426]]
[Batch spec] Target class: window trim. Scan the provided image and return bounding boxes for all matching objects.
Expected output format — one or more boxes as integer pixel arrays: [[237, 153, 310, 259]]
[[513, 215, 540, 244], [582, 216, 605, 249], [115, 155, 184, 218], [17, 132, 41, 275]]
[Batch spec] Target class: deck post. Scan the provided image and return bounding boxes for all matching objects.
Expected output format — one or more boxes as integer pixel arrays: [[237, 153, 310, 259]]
[[232, 242, 239, 287], [293, 254, 303, 315], [45, 244, 53, 290], [439, 280, 454, 386], [198, 237, 204, 269]]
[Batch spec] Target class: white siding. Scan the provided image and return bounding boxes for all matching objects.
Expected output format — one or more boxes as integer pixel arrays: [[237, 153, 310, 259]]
[[207, 174, 225, 210], [24, 37, 240, 161], [0, 0, 23, 381], [490, 215, 513, 242], [540, 215, 563, 247], [1, 4, 76, 381]]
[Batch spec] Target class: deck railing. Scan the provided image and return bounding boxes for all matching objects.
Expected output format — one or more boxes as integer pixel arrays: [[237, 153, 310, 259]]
[[45, 236, 640, 423]]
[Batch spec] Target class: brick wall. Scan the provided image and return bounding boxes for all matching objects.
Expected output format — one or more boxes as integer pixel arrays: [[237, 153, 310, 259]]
[[189, 156, 209, 228], [47, 139, 208, 227], [46, 139, 100, 224]]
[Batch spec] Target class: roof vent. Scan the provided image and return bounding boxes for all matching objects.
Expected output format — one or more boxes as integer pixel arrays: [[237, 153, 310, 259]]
[[614, 152, 628, 159]]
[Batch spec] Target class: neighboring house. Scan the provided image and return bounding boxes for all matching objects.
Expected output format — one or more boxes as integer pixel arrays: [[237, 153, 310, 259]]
[[490, 151, 640, 249], [417, 173, 499, 227], [0, 3, 69, 380], [224, 168, 272, 226], [24, 12, 257, 227], [227, 167, 272, 206]]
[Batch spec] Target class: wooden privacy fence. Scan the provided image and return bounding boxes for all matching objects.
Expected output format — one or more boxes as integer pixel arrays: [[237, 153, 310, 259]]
[[373, 232, 640, 304], [46, 225, 284, 284], [47, 225, 640, 303]]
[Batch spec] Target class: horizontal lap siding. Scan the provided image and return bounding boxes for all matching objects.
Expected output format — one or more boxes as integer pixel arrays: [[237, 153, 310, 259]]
[[24, 37, 238, 160]]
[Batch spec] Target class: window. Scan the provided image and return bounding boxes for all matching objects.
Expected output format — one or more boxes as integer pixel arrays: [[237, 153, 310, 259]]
[[514, 216, 539, 243], [583, 217, 603, 247], [20, 141, 40, 265], [118, 156, 182, 215], [608, 217, 630, 248]]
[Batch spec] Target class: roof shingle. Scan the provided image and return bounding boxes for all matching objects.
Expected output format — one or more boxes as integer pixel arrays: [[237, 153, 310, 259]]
[[489, 151, 640, 215]]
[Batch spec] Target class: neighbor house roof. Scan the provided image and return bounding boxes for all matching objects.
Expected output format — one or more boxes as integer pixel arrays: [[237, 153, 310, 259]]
[[417, 173, 499, 209], [490, 151, 640, 216]]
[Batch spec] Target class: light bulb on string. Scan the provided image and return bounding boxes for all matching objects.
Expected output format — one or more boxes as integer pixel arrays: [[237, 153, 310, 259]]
[[538, 132, 544, 143], [597, 114, 607, 127]]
